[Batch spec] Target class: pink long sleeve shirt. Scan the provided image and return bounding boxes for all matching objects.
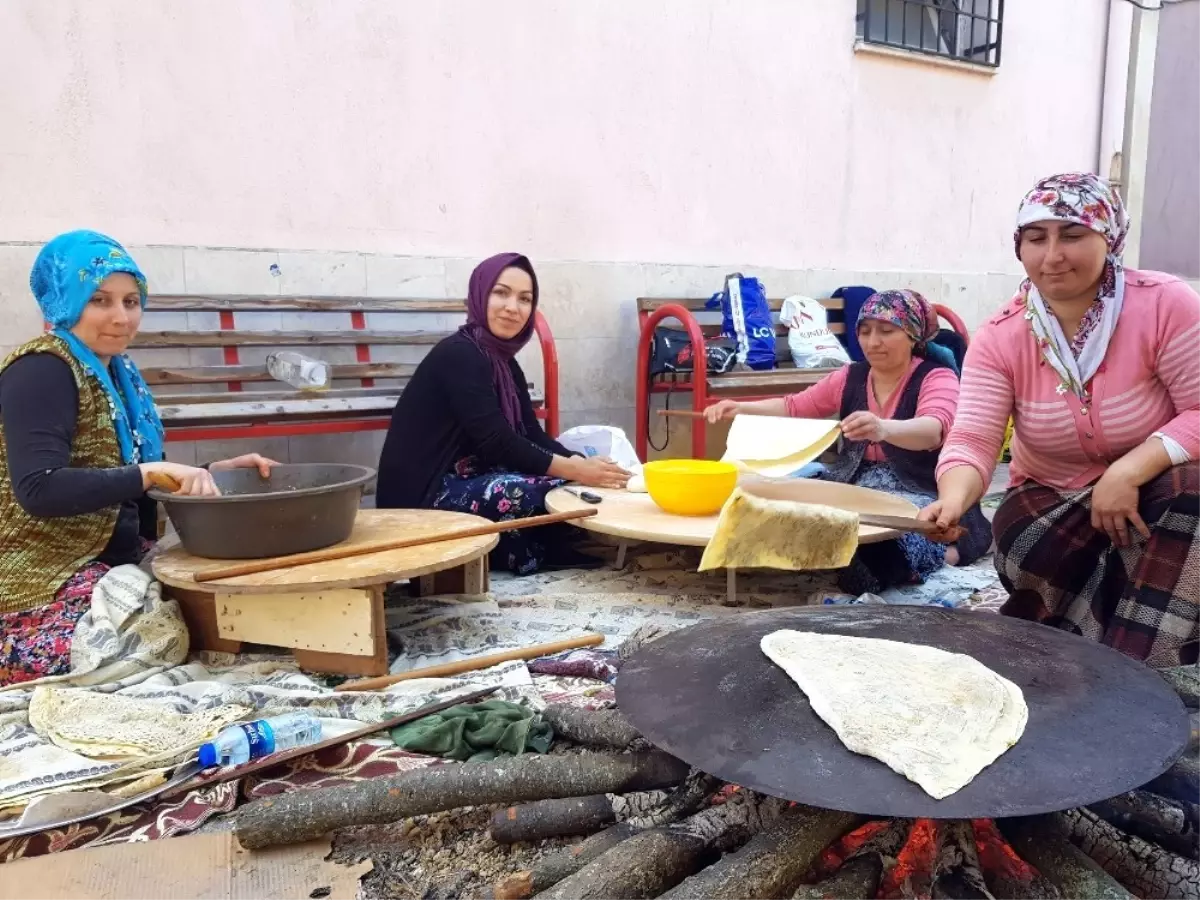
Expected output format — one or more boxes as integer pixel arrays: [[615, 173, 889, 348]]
[[937, 270, 1200, 491], [784, 358, 961, 461]]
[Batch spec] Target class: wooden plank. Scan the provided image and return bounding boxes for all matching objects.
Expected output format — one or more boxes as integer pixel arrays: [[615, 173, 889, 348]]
[[152, 385, 409, 405], [215, 588, 377, 655], [637, 297, 845, 312], [707, 367, 840, 392], [293, 587, 387, 676], [156, 389, 544, 423], [133, 329, 451, 348], [152, 295, 466, 312], [140, 362, 417, 385], [164, 585, 243, 654]]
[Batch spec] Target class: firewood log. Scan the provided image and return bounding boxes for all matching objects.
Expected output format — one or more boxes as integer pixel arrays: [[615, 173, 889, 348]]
[[1143, 754, 1200, 810], [1159, 665, 1200, 709], [1089, 789, 1200, 860], [541, 705, 643, 750], [998, 814, 1134, 900], [493, 772, 722, 897], [1062, 807, 1200, 900], [235, 750, 688, 850], [496, 824, 641, 900], [491, 794, 624, 844], [534, 790, 791, 900], [930, 820, 996, 900], [659, 804, 865, 900], [793, 818, 914, 900]]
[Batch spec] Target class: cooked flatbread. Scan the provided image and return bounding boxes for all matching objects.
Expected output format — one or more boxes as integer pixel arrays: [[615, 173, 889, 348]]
[[722, 416, 840, 478], [761, 630, 1027, 799], [699, 488, 858, 572]]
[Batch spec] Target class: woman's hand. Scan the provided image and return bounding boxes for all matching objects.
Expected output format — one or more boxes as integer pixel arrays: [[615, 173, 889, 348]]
[[704, 400, 741, 424], [1090, 463, 1150, 548], [139, 461, 221, 497], [840, 411, 890, 443], [209, 453, 279, 478], [568, 456, 631, 490], [918, 497, 967, 532]]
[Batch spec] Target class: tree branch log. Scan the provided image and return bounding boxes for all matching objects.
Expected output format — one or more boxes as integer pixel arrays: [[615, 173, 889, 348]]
[[534, 791, 790, 900], [1143, 754, 1200, 810], [491, 794, 624, 844], [1061, 807, 1200, 900], [541, 705, 643, 750], [931, 820, 995, 900], [659, 805, 864, 900], [997, 814, 1133, 900], [236, 750, 689, 850], [1089, 790, 1199, 860]]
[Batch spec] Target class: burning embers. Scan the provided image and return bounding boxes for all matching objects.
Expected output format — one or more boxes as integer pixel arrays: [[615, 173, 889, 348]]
[[809, 817, 1044, 900]]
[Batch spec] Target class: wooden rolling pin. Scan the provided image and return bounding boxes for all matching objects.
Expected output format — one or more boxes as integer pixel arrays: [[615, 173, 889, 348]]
[[335, 633, 605, 692], [192, 508, 600, 583]]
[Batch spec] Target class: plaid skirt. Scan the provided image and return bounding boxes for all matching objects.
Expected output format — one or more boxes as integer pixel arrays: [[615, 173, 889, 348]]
[[993, 464, 1198, 667]]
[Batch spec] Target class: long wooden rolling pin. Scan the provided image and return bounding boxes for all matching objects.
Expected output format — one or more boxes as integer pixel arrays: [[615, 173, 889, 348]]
[[335, 633, 605, 692], [192, 508, 599, 583]]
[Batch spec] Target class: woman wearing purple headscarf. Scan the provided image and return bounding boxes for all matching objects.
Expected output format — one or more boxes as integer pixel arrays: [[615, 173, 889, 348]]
[[376, 254, 629, 574]]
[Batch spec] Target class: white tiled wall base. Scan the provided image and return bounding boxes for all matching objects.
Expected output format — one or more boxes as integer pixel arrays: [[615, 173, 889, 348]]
[[0, 241, 1025, 465]]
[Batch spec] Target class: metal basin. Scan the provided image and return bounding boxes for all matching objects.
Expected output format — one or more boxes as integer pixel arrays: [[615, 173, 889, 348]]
[[150, 463, 376, 560]]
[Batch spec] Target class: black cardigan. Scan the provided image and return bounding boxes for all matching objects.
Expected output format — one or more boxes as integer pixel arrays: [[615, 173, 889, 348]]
[[375, 332, 573, 509], [0, 352, 156, 566]]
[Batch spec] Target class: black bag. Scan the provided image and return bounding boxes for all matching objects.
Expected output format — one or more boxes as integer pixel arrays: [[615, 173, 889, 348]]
[[648, 328, 737, 377]]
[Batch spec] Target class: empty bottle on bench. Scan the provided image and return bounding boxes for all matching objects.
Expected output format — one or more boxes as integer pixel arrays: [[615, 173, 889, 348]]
[[197, 712, 322, 768], [266, 351, 330, 391]]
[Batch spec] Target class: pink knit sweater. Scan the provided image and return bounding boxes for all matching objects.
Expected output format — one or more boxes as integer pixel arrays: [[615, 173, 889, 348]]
[[937, 270, 1200, 491], [784, 357, 960, 462]]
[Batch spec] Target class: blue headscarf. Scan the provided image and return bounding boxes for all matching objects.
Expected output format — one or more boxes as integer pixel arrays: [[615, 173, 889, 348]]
[[29, 230, 165, 465]]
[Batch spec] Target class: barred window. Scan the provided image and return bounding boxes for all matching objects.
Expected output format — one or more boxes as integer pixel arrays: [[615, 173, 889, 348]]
[[856, 0, 1004, 67]]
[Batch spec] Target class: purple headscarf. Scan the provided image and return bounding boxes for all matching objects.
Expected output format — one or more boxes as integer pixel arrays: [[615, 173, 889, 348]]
[[461, 253, 539, 432]]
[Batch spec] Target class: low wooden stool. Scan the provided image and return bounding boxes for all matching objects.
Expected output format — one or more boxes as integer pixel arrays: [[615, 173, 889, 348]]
[[153, 509, 498, 677]]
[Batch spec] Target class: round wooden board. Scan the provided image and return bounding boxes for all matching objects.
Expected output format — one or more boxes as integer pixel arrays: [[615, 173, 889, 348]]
[[545, 476, 914, 548], [153, 509, 499, 594]]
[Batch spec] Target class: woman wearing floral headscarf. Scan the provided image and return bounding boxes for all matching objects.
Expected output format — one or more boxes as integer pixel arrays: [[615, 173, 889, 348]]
[[923, 174, 1199, 668], [707, 290, 991, 593], [0, 230, 277, 685]]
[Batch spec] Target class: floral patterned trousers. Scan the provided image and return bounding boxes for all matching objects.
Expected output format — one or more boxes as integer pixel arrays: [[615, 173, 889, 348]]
[[433, 457, 567, 574]]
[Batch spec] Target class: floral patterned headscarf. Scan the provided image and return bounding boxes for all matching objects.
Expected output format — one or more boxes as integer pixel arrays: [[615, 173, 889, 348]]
[[857, 289, 939, 348], [1014, 173, 1129, 401], [29, 230, 164, 464]]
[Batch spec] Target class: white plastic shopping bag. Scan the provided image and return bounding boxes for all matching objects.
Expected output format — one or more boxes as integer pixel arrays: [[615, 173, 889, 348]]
[[557, 425, 643, 471], [779, 295, 851, 369]]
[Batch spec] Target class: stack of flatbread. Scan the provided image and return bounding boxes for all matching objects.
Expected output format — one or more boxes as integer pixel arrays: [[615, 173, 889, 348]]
[[761, 630, 1028, 799], [722, 416, 840, 478]]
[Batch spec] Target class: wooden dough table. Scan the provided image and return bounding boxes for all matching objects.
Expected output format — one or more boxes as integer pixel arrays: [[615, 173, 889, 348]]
[[545, 477, 915, 602], [153, 509, 498, 677]]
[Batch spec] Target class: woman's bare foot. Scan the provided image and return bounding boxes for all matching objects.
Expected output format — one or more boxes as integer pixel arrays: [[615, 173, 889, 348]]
[[945, 545, 960, 567]]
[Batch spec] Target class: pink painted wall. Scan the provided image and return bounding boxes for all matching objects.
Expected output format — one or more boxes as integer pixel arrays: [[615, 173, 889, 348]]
[[1, 0, 1106, 274], [1141, 0, 1200, 278]]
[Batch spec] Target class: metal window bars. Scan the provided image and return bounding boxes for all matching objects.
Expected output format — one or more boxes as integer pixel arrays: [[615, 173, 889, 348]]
[[856, 0, 1004, 67]]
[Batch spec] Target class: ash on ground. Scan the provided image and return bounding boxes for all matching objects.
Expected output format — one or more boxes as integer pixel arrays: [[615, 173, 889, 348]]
[[333, 805, 577, 900]]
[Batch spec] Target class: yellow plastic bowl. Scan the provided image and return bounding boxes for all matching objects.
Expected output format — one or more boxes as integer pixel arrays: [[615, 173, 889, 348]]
[[643, 459, 739, 516]]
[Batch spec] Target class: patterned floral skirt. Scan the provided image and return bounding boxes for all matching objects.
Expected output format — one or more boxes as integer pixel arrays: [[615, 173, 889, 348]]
[[433, 457, 568, 575], [0, 542, 153, 687], [993, 464, 1198, 667], [836, 463, 947, 595]]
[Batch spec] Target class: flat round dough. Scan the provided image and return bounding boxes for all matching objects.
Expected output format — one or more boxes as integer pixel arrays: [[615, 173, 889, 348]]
[[761, 630, 1028, 799]]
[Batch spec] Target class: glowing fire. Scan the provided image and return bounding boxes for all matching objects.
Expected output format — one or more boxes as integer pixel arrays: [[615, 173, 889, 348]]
[[809, 818, 1040, 900]]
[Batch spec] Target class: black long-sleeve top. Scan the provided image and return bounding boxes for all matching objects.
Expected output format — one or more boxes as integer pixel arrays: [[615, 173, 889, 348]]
[[0, 353, 155, 565], [375, 332, 574, 509]]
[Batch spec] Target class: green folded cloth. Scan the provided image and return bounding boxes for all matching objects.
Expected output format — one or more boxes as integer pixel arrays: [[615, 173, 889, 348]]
[[390, 699, 554, 762]]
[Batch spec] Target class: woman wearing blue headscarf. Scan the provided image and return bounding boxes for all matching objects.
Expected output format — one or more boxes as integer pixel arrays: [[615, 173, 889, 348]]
[[0, 230, 276, 685]]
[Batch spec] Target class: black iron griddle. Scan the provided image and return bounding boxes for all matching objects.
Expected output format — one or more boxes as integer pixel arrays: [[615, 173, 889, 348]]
[[616, 606, 1190, 820]]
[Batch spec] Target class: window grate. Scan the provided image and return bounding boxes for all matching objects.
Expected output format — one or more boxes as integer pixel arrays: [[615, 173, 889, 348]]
[[856, 0, 1004, 68]]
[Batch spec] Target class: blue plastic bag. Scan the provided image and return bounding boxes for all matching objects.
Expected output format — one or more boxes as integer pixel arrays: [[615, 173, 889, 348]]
[[706, 273, 776, 371]]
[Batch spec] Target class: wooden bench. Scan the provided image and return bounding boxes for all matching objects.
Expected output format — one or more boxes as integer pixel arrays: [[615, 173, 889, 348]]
[[633, 296, 969, 460], [131, 295, 560, 444]]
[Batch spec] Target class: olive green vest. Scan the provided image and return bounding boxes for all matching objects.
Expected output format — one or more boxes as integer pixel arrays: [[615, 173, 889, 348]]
[[0, 335, 123, 614]]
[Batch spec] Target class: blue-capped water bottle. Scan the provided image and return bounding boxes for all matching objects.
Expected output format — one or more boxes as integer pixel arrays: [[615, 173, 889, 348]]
[[198, 712, 322, 768]]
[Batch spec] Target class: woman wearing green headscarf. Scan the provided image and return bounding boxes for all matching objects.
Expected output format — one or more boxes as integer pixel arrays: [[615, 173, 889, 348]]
[[0, 230, 277, 685]]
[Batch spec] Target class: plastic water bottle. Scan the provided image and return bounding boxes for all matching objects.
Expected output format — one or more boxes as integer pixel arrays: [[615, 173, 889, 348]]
[[266, 351, 330, 391], [197, 712, 322, 768]]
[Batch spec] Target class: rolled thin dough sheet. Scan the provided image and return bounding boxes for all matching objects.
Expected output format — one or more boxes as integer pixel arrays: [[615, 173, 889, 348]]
[[722, 416, 840, 478], [761, 630, 1028, 799], [699, 488, 858, 572]]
